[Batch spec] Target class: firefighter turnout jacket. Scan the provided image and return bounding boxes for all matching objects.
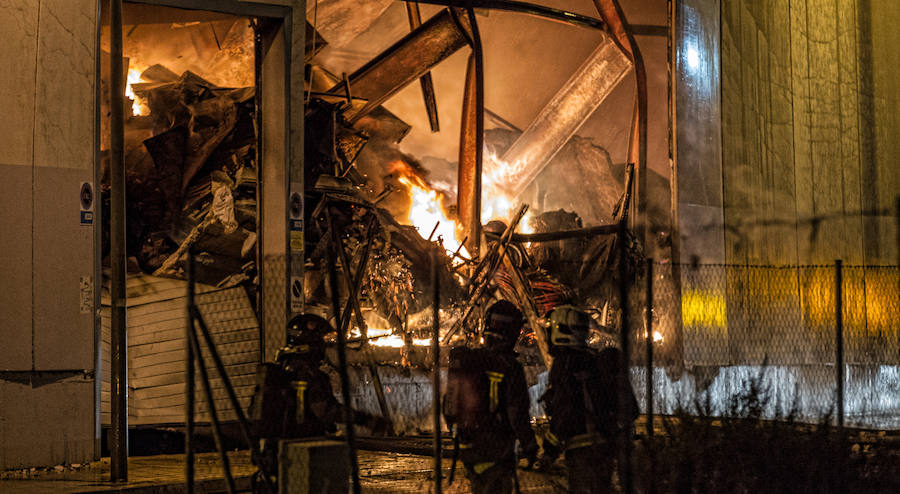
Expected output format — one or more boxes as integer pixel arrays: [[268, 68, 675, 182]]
[[445, 346, 538, 466], [248, 360, 342, 441], [541, 347, 637, 453]]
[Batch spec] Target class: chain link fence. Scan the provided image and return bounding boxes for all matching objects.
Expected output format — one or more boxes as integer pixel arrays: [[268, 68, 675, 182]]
[[628, 261, 900, 493], [635, 262, 900, 428]]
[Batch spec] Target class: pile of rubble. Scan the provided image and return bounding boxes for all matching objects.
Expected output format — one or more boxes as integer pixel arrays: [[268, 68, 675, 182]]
[[101, 61, 258, 287], [100, 4, 653, 353], [296, 6, 646, 351]]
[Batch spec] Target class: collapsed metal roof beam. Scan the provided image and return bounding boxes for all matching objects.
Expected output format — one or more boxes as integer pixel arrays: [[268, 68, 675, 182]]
[[591, 0, 648, 246], [328, 8, 472, 124], [500, 36, 632, 198], [405, 1, 441, 132], [408, 0, 607, 31]]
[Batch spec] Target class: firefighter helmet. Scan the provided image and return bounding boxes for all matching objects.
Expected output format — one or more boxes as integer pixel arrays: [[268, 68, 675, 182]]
[[483, 220, 508, 237], [280, 313, 330, 364], [483, 300, 525, 347], [547, 305, 591, 349]]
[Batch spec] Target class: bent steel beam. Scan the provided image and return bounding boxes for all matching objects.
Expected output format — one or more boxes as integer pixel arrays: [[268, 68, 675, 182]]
[[405, 1, 441, 132], [500, 36, 632, 198], [410, 0, 607, 31], [457, 53, 482, 259], [329, 8, 472, 124], [456, 8, 485, 260], [592, 0, 649, 246]]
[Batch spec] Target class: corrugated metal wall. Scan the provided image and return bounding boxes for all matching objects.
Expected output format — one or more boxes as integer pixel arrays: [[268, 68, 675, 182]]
[[720, 0, 900, 266], [100, 275, 260, 425], [715, 0, 900, 361]]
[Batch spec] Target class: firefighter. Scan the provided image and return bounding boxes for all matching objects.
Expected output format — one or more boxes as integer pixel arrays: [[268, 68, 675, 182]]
[[248, 314, 341, 490], [539, 305, 638, 494], [444, 300, 538, 494], [249, 314, 341, 443], [248, 314, 388, 492]]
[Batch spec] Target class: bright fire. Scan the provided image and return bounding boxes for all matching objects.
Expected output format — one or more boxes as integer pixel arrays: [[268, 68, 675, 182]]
[[389, 153, 535, 258], [391, 162, 468, 257], [369, 328, 431, 348], [350, 327, 430, 347], [125, 67, 150, 116], [482, 152, 533, 233]]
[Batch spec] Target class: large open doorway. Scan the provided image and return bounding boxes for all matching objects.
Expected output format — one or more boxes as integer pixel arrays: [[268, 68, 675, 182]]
[[97, 0, 290, 441]]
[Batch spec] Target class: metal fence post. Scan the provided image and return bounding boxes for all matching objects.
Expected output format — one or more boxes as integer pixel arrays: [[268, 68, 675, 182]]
[[617, 223, 633, 494], [108, 0, 128, 481], [432, 250, 443, 494], [185, 249, 195, 494], [834, 259, 844, 431], [645, 259, 654, 436], [326, 217, 361, 494], [645, 259, 655, 494]]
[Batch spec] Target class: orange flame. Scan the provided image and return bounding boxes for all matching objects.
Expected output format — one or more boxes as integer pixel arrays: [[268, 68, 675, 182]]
[[389, 154, 535, 259], [389, 161, 468, 257], [126, 67, 150, 116]]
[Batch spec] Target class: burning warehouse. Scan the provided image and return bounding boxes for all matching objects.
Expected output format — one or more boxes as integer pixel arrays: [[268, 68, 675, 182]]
[[83, 0, 671, 437], [1, 1, 899, 491]]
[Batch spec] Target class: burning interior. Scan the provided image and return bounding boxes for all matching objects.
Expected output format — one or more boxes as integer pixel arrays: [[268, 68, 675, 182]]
[[99, 0, 670, 428], [298, 2, 668, 367], [100, 4, 258, 289], [100, 2, 671, 350], [98, 2, 281, 426]]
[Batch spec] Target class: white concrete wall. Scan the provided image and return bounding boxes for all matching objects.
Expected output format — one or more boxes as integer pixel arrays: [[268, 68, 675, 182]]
[[0, 0, 308, 471], [0, 0, 98, 470]]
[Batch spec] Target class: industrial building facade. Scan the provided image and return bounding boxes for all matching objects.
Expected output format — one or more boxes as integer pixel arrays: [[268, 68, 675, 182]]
[[1, 0, 897, 471]]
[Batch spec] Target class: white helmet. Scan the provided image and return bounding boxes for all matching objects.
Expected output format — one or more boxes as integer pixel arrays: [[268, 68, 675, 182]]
[[547, 305, 591, 348]]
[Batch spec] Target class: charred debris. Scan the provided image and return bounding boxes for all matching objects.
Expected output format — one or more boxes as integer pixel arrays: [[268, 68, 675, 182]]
[[102, 6, 646, 363], [100, 56, 258, 288]]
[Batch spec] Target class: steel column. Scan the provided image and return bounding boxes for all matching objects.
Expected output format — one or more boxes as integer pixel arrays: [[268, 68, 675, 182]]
[[108, 0, 128, 481], [457, 53, 482, 259]]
